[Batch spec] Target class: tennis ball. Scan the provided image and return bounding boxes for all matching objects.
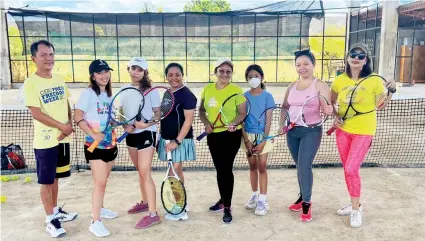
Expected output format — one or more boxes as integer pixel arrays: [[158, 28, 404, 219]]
[[0, 196, 6, 203], [12, 175, 19, 181], [2, 176, 10, 182], [24, 177, 32, 183]]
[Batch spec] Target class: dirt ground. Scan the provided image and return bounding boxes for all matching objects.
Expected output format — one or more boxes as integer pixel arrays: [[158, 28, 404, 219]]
[[1, 168, 424, 241]]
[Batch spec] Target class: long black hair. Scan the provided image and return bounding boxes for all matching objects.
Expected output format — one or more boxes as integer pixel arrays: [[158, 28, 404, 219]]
[[245, 64, 266, 89], [89, 73, 112, 97], [345, 53, 373, 78]]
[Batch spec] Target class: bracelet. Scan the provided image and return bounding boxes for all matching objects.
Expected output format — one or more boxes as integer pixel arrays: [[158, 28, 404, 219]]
[[76, 119, 84, 125], [244, 140, 249, 143], [174, 139, 181, 146]]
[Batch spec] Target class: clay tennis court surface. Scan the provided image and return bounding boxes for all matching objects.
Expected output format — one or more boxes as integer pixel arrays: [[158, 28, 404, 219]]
[[1, 168, 424, 241]]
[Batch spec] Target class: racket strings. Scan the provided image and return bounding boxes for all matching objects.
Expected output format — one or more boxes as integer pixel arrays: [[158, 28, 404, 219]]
[[301, 97, 327, 126], [221, 95, 249, 126], [162, 177, 186, 213]]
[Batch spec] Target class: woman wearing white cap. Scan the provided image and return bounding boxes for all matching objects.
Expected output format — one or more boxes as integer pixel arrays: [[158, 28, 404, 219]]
[[198, 57, 244, 224], [331, 42, 396, 228], [121, 57, 161, 229]]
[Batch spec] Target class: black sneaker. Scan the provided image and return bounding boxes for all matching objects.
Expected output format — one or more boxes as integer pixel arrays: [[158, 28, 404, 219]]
[[209, 200, 224, 212], [222, 208, 233, 224]]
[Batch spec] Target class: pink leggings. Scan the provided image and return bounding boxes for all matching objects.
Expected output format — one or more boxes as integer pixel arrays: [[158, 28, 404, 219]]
[[336, 129, 373, 198]]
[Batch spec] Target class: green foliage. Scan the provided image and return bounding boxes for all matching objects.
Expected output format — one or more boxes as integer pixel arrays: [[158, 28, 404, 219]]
[[184, 0, 231, 12]]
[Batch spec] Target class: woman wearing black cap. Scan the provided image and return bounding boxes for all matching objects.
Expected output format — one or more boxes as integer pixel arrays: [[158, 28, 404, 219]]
[[330, 42, 396, 228], [73, 59, 118, 237]]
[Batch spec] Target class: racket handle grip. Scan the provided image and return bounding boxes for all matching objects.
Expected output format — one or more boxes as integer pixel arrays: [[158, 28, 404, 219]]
[[87, 141, 99, 153], [196, 132, 208, 141], [165, 140, 172, 161], [326, 126, 337, 135], [117, 132, 129, 143]]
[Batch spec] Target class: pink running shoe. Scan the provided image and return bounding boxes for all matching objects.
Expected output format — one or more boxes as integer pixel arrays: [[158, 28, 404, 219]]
[[289, 202, 303, 212], [300, 202, 312, 222], [127, 202, 149, 214], [135, 214, 161, 229], [289, 195, 303, 212]]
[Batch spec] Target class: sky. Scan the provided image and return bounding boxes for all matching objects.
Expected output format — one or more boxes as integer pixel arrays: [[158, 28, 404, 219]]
[[4, 0, 354, 13]]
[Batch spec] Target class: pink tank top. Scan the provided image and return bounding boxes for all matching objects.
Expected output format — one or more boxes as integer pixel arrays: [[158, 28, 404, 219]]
[[287, 79, 321, 126]]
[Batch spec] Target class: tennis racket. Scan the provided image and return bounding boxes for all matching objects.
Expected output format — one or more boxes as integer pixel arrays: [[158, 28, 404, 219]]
[[248, 106, 289, 157], [196, 93, 251, 141], [326, 74, 396, 135], [287, 94, 331, 131], [160, 140, 187, 215], [117, 86, 175, 142], [87, 87, 145, 152], [141, 86, 175, 123]]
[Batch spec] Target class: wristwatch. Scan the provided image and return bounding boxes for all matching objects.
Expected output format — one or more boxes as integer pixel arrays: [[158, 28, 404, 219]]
[[174, 139, 181, 146], [388, 87, 396, 94]]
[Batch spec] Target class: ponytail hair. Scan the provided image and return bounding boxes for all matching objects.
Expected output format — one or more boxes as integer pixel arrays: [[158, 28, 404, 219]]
[[245, 64, 266, 90], [139, 69, 152, 92]]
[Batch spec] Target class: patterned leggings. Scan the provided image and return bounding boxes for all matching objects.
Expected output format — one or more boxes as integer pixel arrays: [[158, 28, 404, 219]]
[[336, 129, 373, 198]]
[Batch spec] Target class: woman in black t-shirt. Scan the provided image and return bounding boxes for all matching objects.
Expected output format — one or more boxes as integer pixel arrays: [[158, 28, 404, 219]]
[[157, 63, 197, 221]]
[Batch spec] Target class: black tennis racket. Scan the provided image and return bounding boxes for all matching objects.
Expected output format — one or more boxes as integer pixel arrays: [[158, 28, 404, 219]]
[[326, 74, 396, 135]]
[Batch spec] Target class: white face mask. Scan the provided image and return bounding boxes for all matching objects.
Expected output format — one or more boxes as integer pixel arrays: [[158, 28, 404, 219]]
[[248, 77, 261, 88]]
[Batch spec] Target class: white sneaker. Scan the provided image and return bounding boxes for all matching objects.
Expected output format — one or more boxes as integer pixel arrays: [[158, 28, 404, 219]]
[[350, 209, 363, 228], [255, 201, 269, 216], [46, 218, 66, 238], [337, 204, 362, 216], [100, 208, 118, 219], [89, 220, 110, 237], [185, 204, 190, 212], [165, 210, 189, 221], [245, 194, 258, 210], [55, 207, 79, 222]]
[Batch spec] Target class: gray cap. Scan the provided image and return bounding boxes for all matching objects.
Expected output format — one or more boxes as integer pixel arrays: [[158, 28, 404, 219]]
[[349, 42, 369, 54]]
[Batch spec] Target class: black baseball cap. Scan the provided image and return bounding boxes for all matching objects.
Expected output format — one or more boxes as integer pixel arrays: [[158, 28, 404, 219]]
[[89, 59, 113, 74]]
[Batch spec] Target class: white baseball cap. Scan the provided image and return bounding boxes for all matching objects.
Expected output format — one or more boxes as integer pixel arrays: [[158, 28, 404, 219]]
[[128, 57, 148, 70], [215, 57, 233, 69]]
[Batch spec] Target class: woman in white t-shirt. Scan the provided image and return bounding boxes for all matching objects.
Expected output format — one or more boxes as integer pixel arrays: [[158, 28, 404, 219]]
[[122, 57, 161, 229], [73, 59, 118, 237]]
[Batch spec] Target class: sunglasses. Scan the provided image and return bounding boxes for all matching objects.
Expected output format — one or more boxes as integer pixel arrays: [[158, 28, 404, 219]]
[[349, 51, 367, 60], [294, 49, 311, 57]]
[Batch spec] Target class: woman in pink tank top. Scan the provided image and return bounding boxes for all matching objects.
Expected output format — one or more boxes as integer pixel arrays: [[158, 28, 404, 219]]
[[282, 49, 332, 222]]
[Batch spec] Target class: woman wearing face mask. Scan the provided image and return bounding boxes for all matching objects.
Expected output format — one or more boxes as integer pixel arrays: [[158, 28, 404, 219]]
[[74, 59, 118, 237], [282, 49, 333, 222], [241, 64, 275, 216], [157, 63, 197, 221], [198, 58, 245, 224], [331, 43, 395, 228], [121, 57, 162, 229]]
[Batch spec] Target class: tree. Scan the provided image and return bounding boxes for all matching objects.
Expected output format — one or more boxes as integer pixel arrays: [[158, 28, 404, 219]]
[[184, 0, 231, 12]]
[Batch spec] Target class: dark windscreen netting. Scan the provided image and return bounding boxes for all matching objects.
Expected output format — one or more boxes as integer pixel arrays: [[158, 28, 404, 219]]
[[7, 0, 345, 83], [1, 98, 424, 174]]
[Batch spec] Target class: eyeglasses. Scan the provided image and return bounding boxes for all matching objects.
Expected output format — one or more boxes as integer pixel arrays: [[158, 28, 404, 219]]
[[349, 51, 367, 60], [218, 69, 232, 75]]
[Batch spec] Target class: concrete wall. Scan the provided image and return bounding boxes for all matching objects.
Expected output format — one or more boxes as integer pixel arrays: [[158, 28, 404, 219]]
[[378, 0, 399, 80], [0, 0, 11, 89]]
